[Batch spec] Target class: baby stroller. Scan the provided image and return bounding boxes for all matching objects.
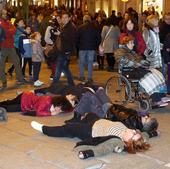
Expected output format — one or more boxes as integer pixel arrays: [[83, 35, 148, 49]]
[[105, 59, 151, 111]]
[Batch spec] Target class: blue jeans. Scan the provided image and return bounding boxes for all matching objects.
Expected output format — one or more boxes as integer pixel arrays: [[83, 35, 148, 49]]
[[79, 50, 96, 79], [53, 53, 74, 86]]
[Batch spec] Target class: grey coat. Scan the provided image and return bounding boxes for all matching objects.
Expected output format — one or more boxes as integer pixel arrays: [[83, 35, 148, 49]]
[[101, 25, 120, 54], [142, 28, 162, 68]]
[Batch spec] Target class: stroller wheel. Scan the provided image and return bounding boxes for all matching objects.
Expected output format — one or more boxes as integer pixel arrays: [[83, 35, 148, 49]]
[[138, 99, 150, 112]]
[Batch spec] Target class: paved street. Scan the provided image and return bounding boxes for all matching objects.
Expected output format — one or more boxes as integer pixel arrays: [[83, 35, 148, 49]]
[[0, 58, 170, 169]]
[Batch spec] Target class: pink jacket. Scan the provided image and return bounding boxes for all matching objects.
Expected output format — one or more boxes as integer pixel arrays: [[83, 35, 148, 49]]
[[21, 92, 52, 116]]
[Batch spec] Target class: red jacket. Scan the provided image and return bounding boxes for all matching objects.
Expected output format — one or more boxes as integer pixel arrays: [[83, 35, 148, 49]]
[[0, 19, 16, 48], [21, 92, 52, 116]]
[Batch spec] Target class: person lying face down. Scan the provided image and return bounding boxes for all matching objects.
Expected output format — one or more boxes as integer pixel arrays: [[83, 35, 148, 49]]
[[65, 87, 158, 137], [31, 113, 150, 156], [0, 92, 77, 116]]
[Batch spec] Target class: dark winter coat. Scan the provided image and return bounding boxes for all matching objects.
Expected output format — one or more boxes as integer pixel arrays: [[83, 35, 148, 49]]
[[76, 21, 100, 50]]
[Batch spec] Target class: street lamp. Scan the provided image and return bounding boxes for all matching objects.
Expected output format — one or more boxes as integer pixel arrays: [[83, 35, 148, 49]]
[[121, 0, 128, 2]]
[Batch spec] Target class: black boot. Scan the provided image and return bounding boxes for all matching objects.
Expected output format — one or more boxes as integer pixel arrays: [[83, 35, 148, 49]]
[[64, 112, 81, 124]]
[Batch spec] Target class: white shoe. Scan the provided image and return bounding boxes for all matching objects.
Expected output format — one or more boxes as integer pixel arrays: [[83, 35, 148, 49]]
[[31, 121, 43, 132], [93, 62, 99, 67], [61, 72, 65, 77], [34, 80, 42, 87], [161, 97, 170, 103], [37, 80, 44, 85]]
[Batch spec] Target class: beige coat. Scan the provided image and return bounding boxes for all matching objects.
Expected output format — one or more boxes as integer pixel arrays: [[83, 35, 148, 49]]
[[101, 25, 120, 54]]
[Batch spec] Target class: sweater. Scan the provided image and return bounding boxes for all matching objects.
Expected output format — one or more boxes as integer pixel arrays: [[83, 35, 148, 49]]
[[21, 92, 52, 116], [0, 18, 16, 48], [92, 119, 127, 140]]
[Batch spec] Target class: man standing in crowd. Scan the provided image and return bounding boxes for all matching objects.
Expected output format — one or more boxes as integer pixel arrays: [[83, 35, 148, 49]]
[[159, 13, 170, 78], [76, 15, 100, 83], [53, 11, 76, 86], [0, 9, 26, 90]]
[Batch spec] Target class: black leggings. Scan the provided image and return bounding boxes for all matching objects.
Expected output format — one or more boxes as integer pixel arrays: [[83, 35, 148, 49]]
[[0, 94, 22, 112], [42, 113, 98, 140]]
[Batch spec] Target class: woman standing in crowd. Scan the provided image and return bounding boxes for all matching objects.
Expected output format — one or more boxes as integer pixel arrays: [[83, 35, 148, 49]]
[[31, 32, 45, 87], [119, 17, 146, 55], [101, 18, 120, 72], [142, 15, 162, 69]]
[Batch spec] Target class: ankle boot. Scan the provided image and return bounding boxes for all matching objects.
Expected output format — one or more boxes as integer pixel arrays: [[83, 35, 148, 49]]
[[65, 112, 81, 124]]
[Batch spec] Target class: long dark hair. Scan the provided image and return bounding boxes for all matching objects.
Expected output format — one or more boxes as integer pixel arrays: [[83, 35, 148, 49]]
[[51, 96, 73, 112]]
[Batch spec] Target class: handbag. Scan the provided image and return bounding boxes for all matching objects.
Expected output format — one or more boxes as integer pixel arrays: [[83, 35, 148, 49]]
[[44, 44, 54, 57], [98, 26, 113, 56], [55, 35, 63, 53]]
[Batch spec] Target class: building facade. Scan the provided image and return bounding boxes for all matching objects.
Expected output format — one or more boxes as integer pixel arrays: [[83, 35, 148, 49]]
[[88, 0, 170, 17]]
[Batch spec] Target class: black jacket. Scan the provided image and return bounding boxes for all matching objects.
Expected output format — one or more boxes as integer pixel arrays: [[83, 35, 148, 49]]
[[76, 21, 100, 50], [55, 21, 77, 54], [159, 21, 170, 43], [107, 104, 143, 131], [162, 33, 170, 63]]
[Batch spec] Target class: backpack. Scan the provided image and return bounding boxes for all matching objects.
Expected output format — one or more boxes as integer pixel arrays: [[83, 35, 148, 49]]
[[0, 26, 6, 43]]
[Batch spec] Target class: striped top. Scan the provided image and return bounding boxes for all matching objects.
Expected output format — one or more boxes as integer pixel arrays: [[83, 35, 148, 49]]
[[92, 119, 128, 140]]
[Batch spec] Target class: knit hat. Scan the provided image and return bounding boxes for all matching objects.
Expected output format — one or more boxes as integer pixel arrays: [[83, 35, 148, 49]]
[[137, 111, 149, 117]]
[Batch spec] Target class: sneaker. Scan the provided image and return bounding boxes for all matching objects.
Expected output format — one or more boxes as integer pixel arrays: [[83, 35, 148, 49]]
[[161, 97, 170, 103], [93, 62, 99, 67], [37, 80, 44, 85], [61, 72, 65, 77], [152, 101, 168, 109], [49, 75, 53, 81], [34, 80, 43, 87]]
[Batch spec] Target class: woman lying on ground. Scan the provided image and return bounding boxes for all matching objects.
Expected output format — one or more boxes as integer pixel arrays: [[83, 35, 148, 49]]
[[116, 35, 169, 108], [65, 87, 159, 138], [0, 82, 102, 117], [0, 91, 76, 116], [31, 112, 150, 158]]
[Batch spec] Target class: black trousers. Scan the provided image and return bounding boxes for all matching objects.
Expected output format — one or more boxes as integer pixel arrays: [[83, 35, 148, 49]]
[[106, 53, 115, 69], [42, 113, 98, 140], [0, 94, 22, 112], [33, 62, 41, 82], [22, 58, 32, 76]]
